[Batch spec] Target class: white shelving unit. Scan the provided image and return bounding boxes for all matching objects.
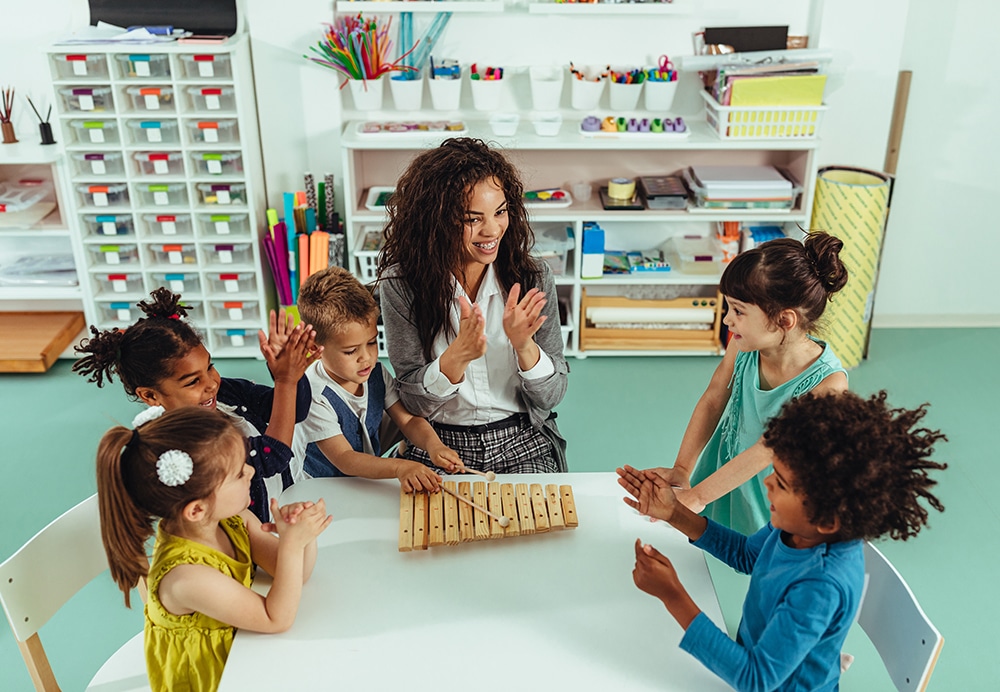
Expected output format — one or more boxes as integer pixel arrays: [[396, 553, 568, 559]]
[[46, 33, 270, 358]]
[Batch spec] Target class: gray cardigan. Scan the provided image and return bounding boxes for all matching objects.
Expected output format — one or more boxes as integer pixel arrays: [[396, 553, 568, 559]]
[[379, 262, 569, 471]]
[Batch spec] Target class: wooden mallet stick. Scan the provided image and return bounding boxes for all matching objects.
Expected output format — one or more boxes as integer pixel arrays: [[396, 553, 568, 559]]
[[462, 467, 497, 481], [438, 484, 509, 527]]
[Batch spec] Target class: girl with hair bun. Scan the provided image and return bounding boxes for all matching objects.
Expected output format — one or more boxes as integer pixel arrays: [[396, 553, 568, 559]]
[[620, 232, 850, 534]]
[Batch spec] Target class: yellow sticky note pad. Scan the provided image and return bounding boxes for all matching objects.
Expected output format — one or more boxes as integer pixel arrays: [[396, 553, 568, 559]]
[[730, 74, 827, 107]]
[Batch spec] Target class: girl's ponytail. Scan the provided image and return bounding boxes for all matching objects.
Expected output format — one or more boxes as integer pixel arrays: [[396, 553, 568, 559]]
[[138, 286, 190, 320], [73, 326, 125, 388], [804, 232, 849, 295]]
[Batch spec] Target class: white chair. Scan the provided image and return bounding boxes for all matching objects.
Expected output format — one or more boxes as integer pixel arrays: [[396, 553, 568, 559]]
[[0, 494, 150, 691], [858, 541, 944, 692]]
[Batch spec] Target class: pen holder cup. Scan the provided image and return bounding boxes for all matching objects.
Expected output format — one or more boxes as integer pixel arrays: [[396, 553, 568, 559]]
[[608, 81, 643, 111], [428, 77, 462, 111], [1, 122, 17, 144], [348, 78, 385, 111], [389, 74, 424, 111], [570, 77, 605, 110], [470, 78, 503, 112], [38, 122, 56, 145], [529, 66, 564, 111], [643, 79, 679, 111]]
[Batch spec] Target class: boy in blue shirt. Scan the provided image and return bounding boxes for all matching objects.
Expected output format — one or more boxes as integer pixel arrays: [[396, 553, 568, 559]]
[[618, 390, 947, 692]]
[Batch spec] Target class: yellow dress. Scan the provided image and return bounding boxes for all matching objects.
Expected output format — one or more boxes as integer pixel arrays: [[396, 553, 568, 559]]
[[144, 516, 254, 691]]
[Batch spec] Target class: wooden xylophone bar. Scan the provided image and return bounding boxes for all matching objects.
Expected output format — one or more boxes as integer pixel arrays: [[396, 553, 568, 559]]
[[399, 481, 578, 551]]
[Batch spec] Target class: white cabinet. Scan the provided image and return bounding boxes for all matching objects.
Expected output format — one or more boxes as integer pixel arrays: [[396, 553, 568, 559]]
[[47, 34, 270, 358]]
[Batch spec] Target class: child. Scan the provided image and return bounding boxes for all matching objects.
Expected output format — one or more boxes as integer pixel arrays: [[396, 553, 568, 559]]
[[623, 232, 850, 534], [74, 287, 320, 522], [97, 406, 332, 691], [295, 266, 464, 492], [376, 137, 568, 474], [620, 390, 947, 692]]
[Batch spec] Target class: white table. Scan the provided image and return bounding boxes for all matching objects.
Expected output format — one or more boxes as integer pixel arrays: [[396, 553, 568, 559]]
[[218, 473, 731, 691]]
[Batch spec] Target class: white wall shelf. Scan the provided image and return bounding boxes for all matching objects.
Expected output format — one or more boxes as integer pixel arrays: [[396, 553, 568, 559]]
[[335, 1, 505, 13]]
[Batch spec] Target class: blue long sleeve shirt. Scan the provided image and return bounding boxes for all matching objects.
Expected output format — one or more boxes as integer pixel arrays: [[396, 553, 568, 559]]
[[680, 520, 864, 692]]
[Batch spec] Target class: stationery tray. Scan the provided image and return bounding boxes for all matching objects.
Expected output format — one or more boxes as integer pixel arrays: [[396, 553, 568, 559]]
[[356, 121, 467, 136], [523, 189, 573, 208], [365, 186, 395, 211]]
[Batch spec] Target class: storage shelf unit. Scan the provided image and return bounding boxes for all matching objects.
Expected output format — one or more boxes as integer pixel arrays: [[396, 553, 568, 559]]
[[47, 34, 269, 358]]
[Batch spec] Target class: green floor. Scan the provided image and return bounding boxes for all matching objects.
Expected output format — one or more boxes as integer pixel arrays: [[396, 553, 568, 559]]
[[1, 328, 996, 690]]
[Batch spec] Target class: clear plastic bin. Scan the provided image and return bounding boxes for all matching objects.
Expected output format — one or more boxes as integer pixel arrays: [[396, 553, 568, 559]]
[[664, 235, 725, 275], [190, 151, 242, 176], [133, 151, 185, 176], [179, 54, 232, 79], [93, 272, 143, 296], [58, 86, 114, 112], [77, 182, 128, 208], [185, 86, 236, 111], [212, 328, 254, 349], [149, 272, 201, 295], [52, 54, 108, 79], [196, 182, 246, 206], [114, 53, 171, 79], [135, 182, 187, 207], [352, 227, 383, 282], [209, 299, 261, 323], [207, 272, 256, 294], [147, 243, 198, 266], [82, 213, 135, 238], [125, 119, 180, 145], [202, 242, 252, 266], [71, 151, 124, 177], [682, 167, 799, 211], [141, 213, 193, 237], [96, 300, 139, 325], [87, 243, 139, 266], [196, 212, 250, 237], [125, 86, 175, 112], [531, 224, 574, 276], [68, 119, 119, 145], [184, 118, 239, 144], [178, 300, 205, 322]]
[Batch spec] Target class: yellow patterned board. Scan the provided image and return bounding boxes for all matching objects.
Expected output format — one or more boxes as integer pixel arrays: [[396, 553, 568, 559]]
[[399, 482, 578, 551]]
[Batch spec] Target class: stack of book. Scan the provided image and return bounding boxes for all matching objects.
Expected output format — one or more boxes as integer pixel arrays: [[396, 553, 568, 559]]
[[684, 165, 798, 211]]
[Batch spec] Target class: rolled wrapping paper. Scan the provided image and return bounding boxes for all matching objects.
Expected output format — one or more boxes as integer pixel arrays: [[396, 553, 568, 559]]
[[607, 177, 636, 200], [586, 306, 716, 325]]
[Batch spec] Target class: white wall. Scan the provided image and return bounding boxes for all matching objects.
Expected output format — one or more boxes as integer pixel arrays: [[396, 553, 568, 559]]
[[2, 0, 997, 325]]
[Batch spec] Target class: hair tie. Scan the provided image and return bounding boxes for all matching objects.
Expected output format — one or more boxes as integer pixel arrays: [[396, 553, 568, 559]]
[[168, 313, 180, 320], [125, 427, 140, 454], [156, 450, 194, 487], [132, 406, 166, 428]]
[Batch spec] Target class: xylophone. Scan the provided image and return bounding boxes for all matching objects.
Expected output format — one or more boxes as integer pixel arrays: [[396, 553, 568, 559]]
[[399, 480, 578, 551]]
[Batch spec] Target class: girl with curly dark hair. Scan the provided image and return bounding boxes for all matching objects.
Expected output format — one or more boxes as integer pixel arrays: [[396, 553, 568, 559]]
[[74, 287, 321, 522], [621, 390, 947, 691], [376, 138, 568, 473]]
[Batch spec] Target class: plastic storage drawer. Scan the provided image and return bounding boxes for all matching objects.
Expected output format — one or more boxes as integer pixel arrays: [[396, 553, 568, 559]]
[[125, 86, 175, 112], [52, 53, 108, 79], [149, 272, 201, 295], [190, 151, 242, 175], [77, 182, 128, 207], [87, 243, 140, 266], [185, 86, 236, 111], [207, 272, 256, 294], [531, 224, 574, 276], [125, 119, 180, 145], [197, 212, 250, 237], [68, 119, 119, 145], [82, 213, 135, 238], [93, 272, 143, 296], [96, 300, 140, 325], [141, 213, 193, 237], [209, 299, 261, 323], [196, 183, 246, 206], [179, 54, 232, 79], [58, 86, 114, 112], [133, 151, 185, 176], [184, 118, 239, 144], [212, 328, 255, 349], [135, 182, 187, 207], [664, 236, 725, 274], [71, 151, 125, 177], [202, 242, 252, 266], [147, 243, 198, 266], [114, 53, 171, 79]]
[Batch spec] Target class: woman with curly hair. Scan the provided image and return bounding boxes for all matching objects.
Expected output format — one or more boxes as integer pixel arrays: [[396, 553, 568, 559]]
[[620, 390, 948, 691], [377, 137, 568, 473]]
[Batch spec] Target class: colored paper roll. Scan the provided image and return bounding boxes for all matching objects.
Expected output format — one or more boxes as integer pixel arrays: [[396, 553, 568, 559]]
[[607, 177, 636, 199], [810, 167, 891, 369]]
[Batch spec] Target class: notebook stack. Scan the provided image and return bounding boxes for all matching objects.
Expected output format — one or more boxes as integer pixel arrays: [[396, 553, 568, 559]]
[[683, 165, 798, 211]]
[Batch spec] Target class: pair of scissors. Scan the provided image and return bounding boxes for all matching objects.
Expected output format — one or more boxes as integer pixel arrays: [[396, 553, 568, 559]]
[[657, 54, 675, 81]]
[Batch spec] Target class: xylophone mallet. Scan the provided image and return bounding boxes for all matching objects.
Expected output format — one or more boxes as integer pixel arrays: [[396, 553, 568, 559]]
[[438, 484, 510, 527], [461, 467, 497, 482]]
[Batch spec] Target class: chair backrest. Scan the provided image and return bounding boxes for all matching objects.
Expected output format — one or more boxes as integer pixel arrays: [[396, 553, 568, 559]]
[[858, 541, 944, 692]]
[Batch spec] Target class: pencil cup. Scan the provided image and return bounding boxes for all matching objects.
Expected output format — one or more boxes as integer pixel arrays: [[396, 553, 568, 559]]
[[39, 122, 56, 145], [570, 76, 605, 110], [389, 73, 423, 111], [608, 81, 643, 111], [348, 78, 385, 111], [529, 66, 564, 111], [1, 122, 17, 144], [643, 79, 678, 111], [429, 77, 462, 111], [470, 77, 503, 112]]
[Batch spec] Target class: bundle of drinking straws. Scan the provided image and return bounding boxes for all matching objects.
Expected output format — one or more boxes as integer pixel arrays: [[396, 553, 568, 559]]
[[305, 14, 416, 83]]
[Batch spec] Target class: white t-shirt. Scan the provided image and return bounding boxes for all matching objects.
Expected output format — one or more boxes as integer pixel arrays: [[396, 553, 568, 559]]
[[291, 360, 400, 480]]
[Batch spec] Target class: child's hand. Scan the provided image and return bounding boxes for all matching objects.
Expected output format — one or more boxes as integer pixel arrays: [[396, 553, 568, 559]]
[[617, 464, 646, 503], [396, 460, 443, 493], [502, 283, 547, 351], [261, 500, 314, 533], [647, 466, 691, 490], [447, 296, 487, 364], [633, 539, 686, 605], [263, 308, 296, 358], [269, 497, 332, 547], [259, 323, 322, 384], [427, 444, 465, 474], [620, 468, 679, 523]]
